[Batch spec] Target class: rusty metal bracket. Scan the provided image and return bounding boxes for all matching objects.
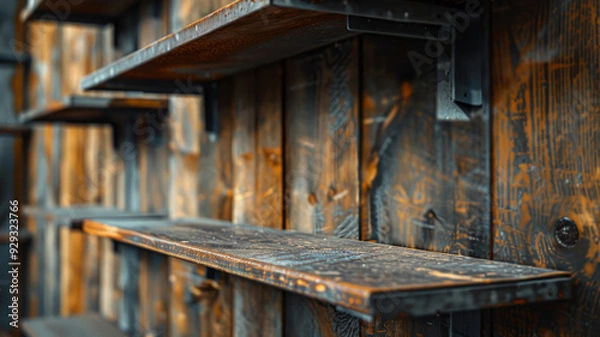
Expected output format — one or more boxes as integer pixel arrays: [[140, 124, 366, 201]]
[[347, 4, 484, 122]]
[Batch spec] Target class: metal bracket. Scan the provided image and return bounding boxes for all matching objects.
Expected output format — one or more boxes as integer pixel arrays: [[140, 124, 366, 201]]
[[203, 82, 219, 141], [347, 3, 484, 122]]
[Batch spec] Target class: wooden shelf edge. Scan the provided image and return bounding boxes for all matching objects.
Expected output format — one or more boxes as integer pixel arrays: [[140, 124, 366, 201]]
[[82, 217, 573, 319], [18, 95, 169, 124]]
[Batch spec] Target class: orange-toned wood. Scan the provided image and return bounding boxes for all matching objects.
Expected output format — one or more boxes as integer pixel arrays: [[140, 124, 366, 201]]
[[491, 0, 600, 336]]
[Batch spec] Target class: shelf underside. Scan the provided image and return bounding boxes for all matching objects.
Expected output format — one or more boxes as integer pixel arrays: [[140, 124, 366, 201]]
[[81, 0, 460, 93], [19, 95, 169, 124], [0, 124, 30, 136], [23, 314, 126, 337], [83, 217, 572, 319], [21, 0, 139, 24]]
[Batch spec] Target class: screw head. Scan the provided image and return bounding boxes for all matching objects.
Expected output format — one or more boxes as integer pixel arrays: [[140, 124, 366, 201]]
[[554, 217, 579, 248]]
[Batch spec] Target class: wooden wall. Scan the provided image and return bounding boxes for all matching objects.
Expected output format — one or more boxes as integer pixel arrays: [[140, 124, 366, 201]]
[[16, 0, 600, 336], [491, 0, 599, 336]]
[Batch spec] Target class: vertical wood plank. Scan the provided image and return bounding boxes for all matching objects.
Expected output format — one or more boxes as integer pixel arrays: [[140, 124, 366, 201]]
[[231, 65, 283, 337], [118, 244, 140, 335], [491, 0, 600, 336], [59, 226, 85, 316], [284, 38, 360, 337], [139, 251, 169, 337], [99, 238, 120, 322]]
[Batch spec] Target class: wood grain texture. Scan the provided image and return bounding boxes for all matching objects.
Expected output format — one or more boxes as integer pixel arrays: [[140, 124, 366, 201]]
[[139, 251, 169, 337], [59, 227, 85, 316], [23, 314, 127, 337], [231, 66, 283, 337], [83, 218, 572, 319], [168, 258, 233, 337], [284, 38, 360, 337], [360, 34, 491, 257], [117, 244, 140, 335], [99, 238, 120, 322], [81, 1, 354, 92], [491, 0, 600, 336]]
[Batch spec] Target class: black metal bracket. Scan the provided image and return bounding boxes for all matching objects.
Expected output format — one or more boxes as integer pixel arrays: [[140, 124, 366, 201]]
[[347, 2, 484, 122], [203, 82, 219, 140]]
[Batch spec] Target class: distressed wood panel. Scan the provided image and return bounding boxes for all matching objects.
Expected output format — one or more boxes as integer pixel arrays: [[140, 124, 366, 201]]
[[99, 238, 120, 322], [139, 251, 169, 337], [59, 227, 85, 316], [491, 0, 600, 336], [168, 258, 233, 337], [231, 66, 283, 337], [284, 38, 360, 337], [117, 244, 140, 335]]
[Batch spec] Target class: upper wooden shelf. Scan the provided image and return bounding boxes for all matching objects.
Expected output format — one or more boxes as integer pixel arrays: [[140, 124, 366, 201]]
[[19, 95, 169, 124], [83, 217, 572, 320], [80, 0, 454, 93], [0, 124, 31, 136], [24, 205, 164, 229], [23, 314, 126, 337], [21, 0, 139, 24], [0, 50, 31, 65]]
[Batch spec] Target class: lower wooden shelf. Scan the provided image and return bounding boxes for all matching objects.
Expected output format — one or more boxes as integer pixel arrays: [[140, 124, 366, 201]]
[[18, 95, 168, 124], [23, 314, 126, 337], [23, 205, 164, 229], [83, 217, 572, 320]]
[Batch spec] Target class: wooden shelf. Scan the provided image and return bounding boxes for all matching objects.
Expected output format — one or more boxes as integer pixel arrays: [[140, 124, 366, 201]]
[[0, 50, 30, 65], [19, 95, 169, 124], [80, 0, 454, 93], [83, 217, 572, 319], [0, 124, 30, 136], [21, 0, 139, 24], [23, 205, 164, 229], [23, 314, 126, 337]]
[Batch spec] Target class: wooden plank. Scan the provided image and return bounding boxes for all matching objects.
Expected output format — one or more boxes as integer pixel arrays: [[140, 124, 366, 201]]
[[231, 66, 283, 337], [284, 37, 360, 337], [168, 258, 233, 337], [139, 251, 169, 337], [491, 0, 600, 336], [99, 238, 119, 322], [117, 244, 140, 335], [59, 227, 85, 316], [19, 95, 169, 124], [23, 314, 126, 337], [83, 218, 572, 319], [285, 38, 360, 238]]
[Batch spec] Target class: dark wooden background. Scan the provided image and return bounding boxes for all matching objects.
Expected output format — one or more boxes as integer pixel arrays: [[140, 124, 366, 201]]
[[0, 0, 597, 336]]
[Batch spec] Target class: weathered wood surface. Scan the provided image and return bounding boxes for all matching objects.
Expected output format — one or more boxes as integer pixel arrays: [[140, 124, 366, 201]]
[[491, 0, 600, 336], [81, 0, 355, 92], [23, 314, 127, 337], [83, 218, 572, 318], [231, 66, 283, 337], [284, 38, 360, 337], [21, 0, 139, 24]]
